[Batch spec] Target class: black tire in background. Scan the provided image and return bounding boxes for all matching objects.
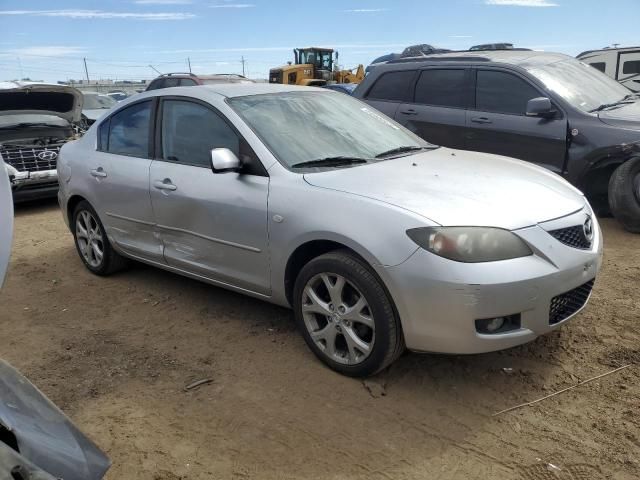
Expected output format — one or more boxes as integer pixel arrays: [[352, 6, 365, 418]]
[[72, 200, 128, 275], [293, 249, 404, 377], [609, 156, 640, 233]]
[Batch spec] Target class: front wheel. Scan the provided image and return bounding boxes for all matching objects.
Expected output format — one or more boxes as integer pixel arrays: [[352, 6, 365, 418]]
[[72, 201, 128, 275], [293, 250, 404, 377], [609, 156, 640, 233]]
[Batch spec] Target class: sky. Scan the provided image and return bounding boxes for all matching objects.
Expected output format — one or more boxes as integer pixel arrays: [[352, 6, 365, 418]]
[[0, 0, 638, 83]]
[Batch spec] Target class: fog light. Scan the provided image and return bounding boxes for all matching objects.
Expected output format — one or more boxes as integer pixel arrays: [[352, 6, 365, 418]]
[[475, 314, 521, 334]]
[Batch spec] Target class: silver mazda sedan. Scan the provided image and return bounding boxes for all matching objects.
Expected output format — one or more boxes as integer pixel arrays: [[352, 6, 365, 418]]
[[58, 84, 602, 377]]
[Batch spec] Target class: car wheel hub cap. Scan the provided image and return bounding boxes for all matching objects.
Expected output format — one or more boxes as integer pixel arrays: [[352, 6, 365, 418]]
[[301, 273, 375, 365], [75, 210, 104, 268]]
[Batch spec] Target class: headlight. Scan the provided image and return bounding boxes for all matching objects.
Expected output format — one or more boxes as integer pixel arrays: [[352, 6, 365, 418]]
[[406, 227, 533, 263]]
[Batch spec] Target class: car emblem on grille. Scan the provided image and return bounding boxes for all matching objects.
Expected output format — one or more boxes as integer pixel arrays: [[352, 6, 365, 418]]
[[37, 150, 58, 161], [583, 215, 594, 243]]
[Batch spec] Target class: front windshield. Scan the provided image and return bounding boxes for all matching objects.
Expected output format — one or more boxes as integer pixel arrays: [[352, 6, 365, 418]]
[[527, 58, 631, 113], [229, 92, 428, 169], [83, 94, 117, 109], [299, 50, 332, 70]]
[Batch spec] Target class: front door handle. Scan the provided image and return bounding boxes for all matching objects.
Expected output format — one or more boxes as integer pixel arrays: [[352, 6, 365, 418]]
[[90, 167, 107, 178], [154, 179, 177, 191], [470, 116, 492, 125], [400, 108, 418, 116]]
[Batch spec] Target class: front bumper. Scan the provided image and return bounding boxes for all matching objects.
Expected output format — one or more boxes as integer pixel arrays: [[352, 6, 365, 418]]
[[8, 166, 59, 202], [382, 209, 603, 354]]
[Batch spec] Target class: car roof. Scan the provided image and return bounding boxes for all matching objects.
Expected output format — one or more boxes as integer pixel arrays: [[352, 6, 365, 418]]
[[386, 50, 574, 69], [196, 83, 325, 98]]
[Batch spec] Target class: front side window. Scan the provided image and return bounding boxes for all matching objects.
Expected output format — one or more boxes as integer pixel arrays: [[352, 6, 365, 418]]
[[229, 91, 427, 169], [107, 101, 151, 158], [623, 60, 640, 75], [415, 69, 467, 108], [476, 70, 541, 115], [161, 100, 239, 167], [366, 71, 416, 102], [179, 78, 197, 86]]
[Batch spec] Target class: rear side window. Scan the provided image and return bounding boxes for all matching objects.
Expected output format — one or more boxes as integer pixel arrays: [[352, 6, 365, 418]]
[[179, 78, 197, 86], [366, 71, 416, 102], [590, 62, 606, 73], [476, 70, 541, 115], [415, 69, 467, 108], [107, 101, 152, 158], [146, 79, 164, 91], [622, 60, 640, 75], [98, 120, 109, 151]]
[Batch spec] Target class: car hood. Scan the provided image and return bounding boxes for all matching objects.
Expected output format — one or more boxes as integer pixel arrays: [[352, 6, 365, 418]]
[[303, 148, 585, 230], [82, 108, 109, 121], [0, 360, 110, 480], [598, 101, 640, 130], [0, 82, 83, 124]]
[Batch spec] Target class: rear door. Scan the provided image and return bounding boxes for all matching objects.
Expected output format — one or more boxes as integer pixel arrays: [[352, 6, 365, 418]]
[[617, 50, 640, 92], [466, 68, 568, 174], [397, 67, 470, 149], [149, 97, 271, 294], [91, 100, 163, 261], [361, 70, 417, 119]]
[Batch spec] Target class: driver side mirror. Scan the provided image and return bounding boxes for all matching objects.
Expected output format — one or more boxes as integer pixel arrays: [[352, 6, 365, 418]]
[[526, 97, 556, 118], [210, 148, 241, 174]]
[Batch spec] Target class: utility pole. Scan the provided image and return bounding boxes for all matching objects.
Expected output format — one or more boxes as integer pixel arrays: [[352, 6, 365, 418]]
[[241, 56, 246, 76], [187, 57, 192, 74], [83, 57, 90, 83], [149, 64, 162, 75]]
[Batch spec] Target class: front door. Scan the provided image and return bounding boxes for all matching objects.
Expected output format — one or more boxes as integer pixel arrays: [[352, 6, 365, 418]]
[[397, 67, 470, 149], [149, 98, 270, 295], [91, 99, 163, 262], [466, 68, 568, 174]]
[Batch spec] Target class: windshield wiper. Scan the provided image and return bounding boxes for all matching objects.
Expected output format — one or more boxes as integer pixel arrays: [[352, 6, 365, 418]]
[[589, 97, 637, 112], [375, 145, 432, 158], [291, 156, 371, 169]]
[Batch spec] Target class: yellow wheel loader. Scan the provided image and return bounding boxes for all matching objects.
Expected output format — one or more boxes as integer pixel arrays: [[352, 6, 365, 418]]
[[269, 47, 365, 86]]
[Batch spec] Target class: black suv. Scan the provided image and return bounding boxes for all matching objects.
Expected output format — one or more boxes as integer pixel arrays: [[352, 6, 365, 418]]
[[354, 51, 640, 232]]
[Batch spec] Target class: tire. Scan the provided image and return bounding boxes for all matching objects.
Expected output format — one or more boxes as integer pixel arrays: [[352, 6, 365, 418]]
[[608, 156, 640, 233], [72, 201, 128, 275], [293, 249, 404, 377]]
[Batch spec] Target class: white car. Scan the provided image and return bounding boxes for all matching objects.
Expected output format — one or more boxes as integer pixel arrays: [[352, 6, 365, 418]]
[[58, 84, 603, 376]]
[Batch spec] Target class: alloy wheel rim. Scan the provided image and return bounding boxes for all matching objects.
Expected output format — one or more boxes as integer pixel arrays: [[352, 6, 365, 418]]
[[75, 210, 104, 268], [301, 273, 375, 365]]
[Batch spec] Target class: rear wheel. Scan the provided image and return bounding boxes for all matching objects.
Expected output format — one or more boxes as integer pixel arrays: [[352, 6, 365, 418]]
[[72, 201, 128, 275], [609, 156, 640, 233], [293, 250, 404, 377]]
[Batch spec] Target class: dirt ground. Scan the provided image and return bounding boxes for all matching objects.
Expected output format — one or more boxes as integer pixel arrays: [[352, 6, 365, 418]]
[[1, 199, 639, 480]]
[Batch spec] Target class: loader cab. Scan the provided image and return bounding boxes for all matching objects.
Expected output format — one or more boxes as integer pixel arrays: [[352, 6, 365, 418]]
[[295, 48, 334, 71]]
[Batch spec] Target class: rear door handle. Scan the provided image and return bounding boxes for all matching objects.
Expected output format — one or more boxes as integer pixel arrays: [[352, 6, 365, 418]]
[[471, 116, 492, 125], [154, 179, 177, 191], [90, 167, 107, 178], [400, 108, 418, 116]]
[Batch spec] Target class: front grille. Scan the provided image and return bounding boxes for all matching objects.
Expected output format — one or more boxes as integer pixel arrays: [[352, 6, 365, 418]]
[[269, 69, 283, 84], [0, 142, 64, 173], [548, 225, 592, 249], [549, 279, 595, 325]]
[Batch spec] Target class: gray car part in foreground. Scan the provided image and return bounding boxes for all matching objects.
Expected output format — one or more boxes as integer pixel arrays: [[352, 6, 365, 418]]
[[57, 84, 603, 376], [0, 159, 110, 479]]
